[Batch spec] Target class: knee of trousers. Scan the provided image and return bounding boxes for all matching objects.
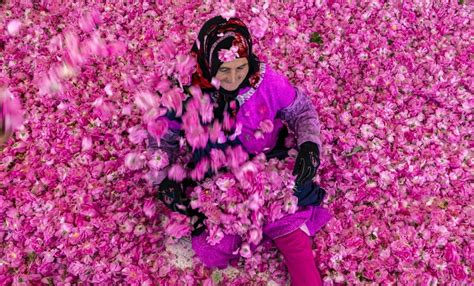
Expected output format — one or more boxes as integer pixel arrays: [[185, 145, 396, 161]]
[[191, 231, 242, 269]]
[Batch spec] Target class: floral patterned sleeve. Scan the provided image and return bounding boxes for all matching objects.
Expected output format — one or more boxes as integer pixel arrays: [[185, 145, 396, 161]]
[[147, 123, 181, 186], [277, 87, 323, 152]]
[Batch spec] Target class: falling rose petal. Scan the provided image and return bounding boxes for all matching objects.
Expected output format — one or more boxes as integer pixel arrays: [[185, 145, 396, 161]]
[[189, 153, 306, 255], [155, 79, 172, 94], [168, 164, 187, 182], [124, 152, 146, 171], [82, 33, 108, 57], [211, 77, 221, 90], [147, 118, 168, 141], [79, 11, 96, 33], [143, 198, 157, 218], [38, 72, 63, 96], [188, 85, 203, 100], [259, 119, 274, 133], [190, 157, 210, 181], [209, 121, 222, 143], [128, 126, 148, 144], [175, 54, 196, 79], [48, 35, 63, 53], [229, 122, 243, 141], [1, 89, 24, 132], [248, 193, 263, 211], [222, 112, 234, 131], [55, 62, 78, 79], [164, 212, 191, 239], [135, 90, 159, 111], [7, 19, 22, 36], [195, 38, 201, 50], [161, 87, 184, 117], [217, 132, 227, 144], [199, 99, 214, 124], [90, 8, 102, 26], [225, 145, 249, 169], [64, 32, 85, 66], [284, 133, 297, 148]]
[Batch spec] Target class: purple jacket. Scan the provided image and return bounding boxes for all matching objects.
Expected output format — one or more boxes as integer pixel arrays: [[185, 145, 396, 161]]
[[235, 63, 322, 154], [149, 63, 322, 185]]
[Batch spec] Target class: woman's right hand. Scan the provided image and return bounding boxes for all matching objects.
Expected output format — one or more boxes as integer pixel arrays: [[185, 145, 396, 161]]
[[157, 178, 207, 236], [157, 178, 189, 214]]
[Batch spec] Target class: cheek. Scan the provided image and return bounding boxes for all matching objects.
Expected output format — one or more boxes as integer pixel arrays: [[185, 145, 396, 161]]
[[215, 73, 226, 81]]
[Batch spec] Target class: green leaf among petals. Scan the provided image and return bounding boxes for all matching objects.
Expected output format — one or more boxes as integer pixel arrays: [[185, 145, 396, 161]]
[[310, 32, 323, 44]]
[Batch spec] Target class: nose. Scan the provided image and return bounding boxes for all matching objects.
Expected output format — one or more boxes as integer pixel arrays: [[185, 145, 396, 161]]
[[229, 70, 238, 84]]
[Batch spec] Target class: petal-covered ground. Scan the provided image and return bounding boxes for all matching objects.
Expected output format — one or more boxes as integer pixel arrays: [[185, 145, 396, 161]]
[[0, 1, 472, 285]]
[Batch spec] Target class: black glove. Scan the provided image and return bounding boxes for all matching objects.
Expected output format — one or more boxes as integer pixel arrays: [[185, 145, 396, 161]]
[[294, 180, 326, 207], [190, 211, 207, 236], [157, 178, 207, 236], [157, 178, 189, 214], [292, 141, 320, 186]]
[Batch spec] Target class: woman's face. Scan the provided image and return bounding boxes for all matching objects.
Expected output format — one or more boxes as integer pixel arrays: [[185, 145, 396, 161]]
[[215, 58, 249, 91]]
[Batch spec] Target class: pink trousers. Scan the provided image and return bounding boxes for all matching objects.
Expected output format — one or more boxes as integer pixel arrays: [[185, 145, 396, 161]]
[[192, 228, 323, 285], [192, 206, 331, 284], [274, 228, 323, 286]]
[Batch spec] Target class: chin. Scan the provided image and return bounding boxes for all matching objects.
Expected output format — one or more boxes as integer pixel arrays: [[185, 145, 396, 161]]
[[222, 85, 239, 92]]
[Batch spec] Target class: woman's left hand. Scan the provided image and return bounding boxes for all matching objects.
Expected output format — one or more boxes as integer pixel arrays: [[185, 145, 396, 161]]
[[292, 141, 320, 185]]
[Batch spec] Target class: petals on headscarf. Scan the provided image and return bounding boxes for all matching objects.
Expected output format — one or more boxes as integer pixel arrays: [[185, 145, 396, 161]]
[[218, 45, 240, 62], [190, 16, 261, 91]]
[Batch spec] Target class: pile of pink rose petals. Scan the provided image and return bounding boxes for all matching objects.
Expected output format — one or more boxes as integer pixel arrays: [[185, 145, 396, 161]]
[[189, 153, 299, 250], [0, 0, 472, 285]]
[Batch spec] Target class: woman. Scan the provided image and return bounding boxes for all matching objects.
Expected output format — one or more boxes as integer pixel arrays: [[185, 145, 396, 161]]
[[150, 16, 331, 286]]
